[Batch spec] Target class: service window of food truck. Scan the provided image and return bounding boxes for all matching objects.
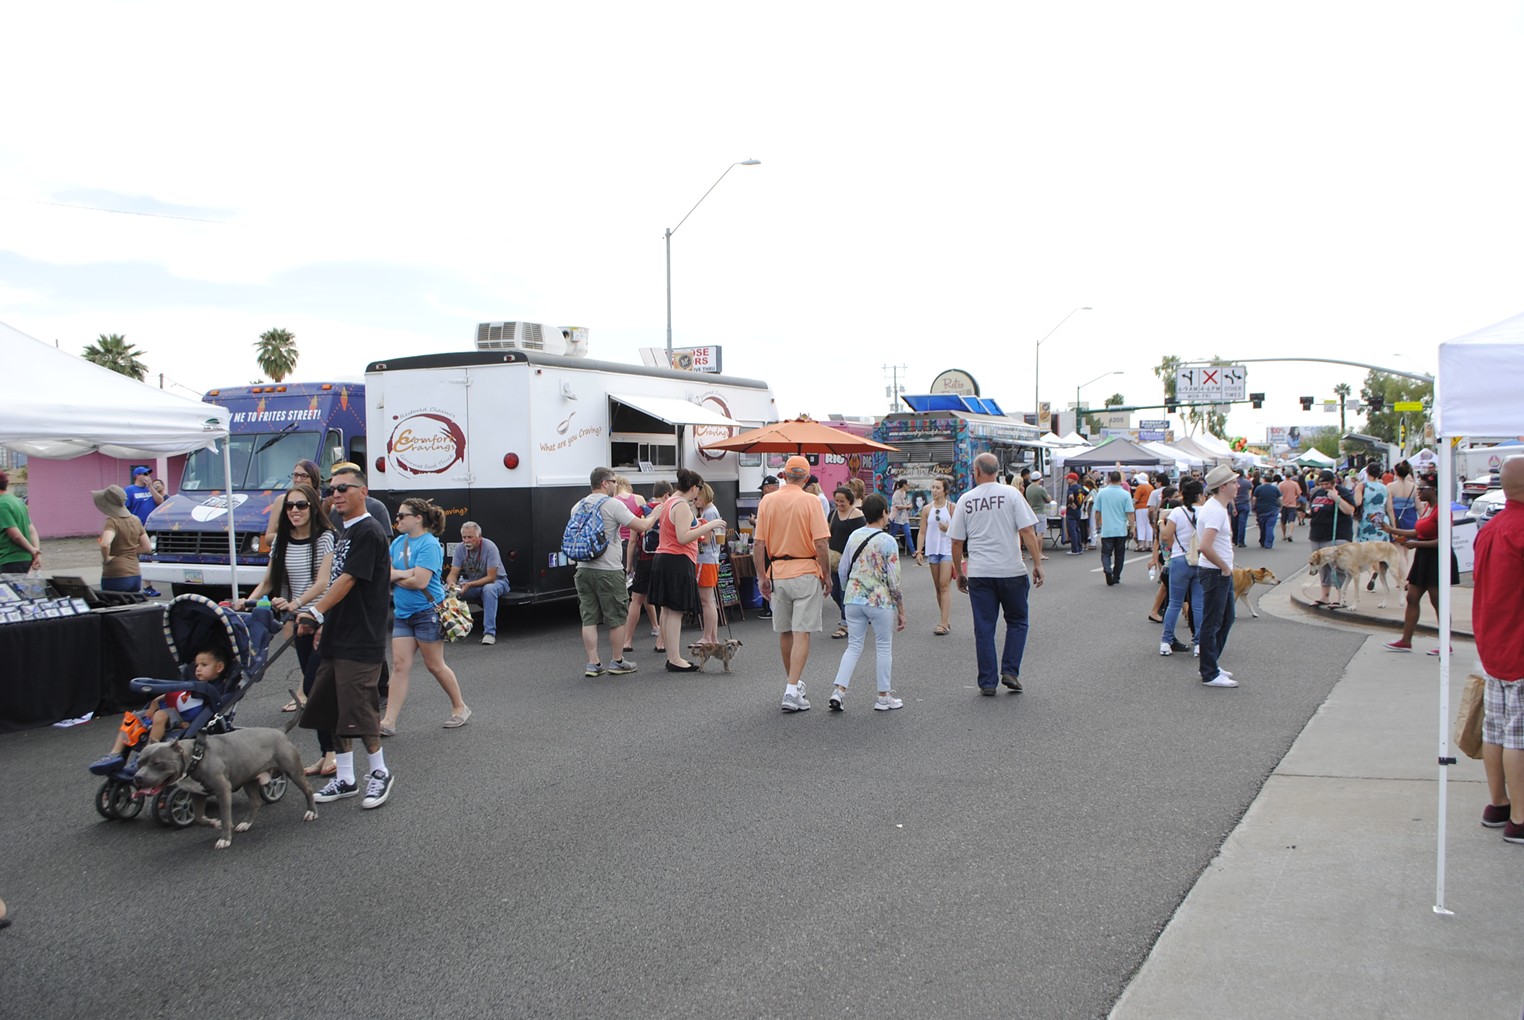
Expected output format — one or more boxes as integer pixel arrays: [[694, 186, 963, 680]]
[[610, 403, 679, 471]]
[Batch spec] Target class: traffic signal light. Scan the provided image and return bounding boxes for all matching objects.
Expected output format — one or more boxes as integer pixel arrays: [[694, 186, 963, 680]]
[[1250, 392, 1264, 409], [1300, 396, 1314, 411], [1368, 395, 1385, 414], [1166, 401, 1177, 414]]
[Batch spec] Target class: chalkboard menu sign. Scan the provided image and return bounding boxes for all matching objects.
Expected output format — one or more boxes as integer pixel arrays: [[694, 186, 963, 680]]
[[717, 554, 740, 611]]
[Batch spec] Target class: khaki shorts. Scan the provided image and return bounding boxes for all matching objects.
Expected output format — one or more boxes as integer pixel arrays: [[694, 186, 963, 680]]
[[300, 657, 383, 739], [576, 567, 629, 628], [771, 574, 825, 633]]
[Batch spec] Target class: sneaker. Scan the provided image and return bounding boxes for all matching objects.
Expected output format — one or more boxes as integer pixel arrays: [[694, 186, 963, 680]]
[[361, 769, 394, 809], [828, 688, 845, 712], [481, 634, 496, 646], [1170, 639, 1191, 653], [1000, 674, 1023, 693], [1426, 647, 1451, 657], [979, 687, 996, 696], [1383, 640, 1412, 652], [584, 663, 606, 678], [606, 659, 638, 675], [142, 586, 162, 598], [1482, 803, 1511, 828], [1203, 673, 1239, 688], [1193, 644, 1200, 657], [1504, 820, 1524, 844], [88, 753, 127, 776], [1159, 641, 1173, 657], [781, 686, 811, 713], [874, 693, 904, 711], [314, 777, 359, 802], [756, 609, 773, 619], [443, 705, 472, 729]]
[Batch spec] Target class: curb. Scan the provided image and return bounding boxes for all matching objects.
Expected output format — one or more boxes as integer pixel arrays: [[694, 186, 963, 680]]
[[1287, 571, 1474, 639]]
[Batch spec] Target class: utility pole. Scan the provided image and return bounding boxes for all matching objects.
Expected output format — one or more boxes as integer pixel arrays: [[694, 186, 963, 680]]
[[883, 364, 909, 413]]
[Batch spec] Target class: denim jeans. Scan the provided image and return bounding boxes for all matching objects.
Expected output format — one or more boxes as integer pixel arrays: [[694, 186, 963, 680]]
[[1256, 511, 1278, 548], [967, 574, 1031, 689], [1100, 536, 1127, 580], [100, 575, 142, 593], [888, 521, 912, 552], [1066, 515, 1084, 554], [1163, 556, 1202, 644], [1197, 568, 1236, 681], [833, 603, 896, 693], [1232, 505, 1250, 546], [460, 578, 511, 635]]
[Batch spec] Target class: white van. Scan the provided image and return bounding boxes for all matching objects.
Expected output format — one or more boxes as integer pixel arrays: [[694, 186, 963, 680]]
[[365, 346, 776, 604]]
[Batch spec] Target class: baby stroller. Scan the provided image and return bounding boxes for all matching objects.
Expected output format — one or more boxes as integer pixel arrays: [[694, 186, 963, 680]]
[[91, 594, 293, 826]]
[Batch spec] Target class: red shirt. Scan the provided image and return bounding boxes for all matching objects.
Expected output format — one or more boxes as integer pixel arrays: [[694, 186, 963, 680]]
[[1472, 499, 1524, 681]]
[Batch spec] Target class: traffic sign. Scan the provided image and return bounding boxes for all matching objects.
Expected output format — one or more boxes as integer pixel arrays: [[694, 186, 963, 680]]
[[1393, 401, 1424, 412], [1176, 365, 1247, 402]]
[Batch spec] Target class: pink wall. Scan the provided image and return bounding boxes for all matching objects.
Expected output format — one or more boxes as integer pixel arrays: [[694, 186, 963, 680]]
[[25, 454, 186, 538]]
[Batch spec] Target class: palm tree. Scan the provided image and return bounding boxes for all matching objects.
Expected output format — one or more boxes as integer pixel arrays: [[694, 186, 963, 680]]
[[1333, 382, 1352, 436], [255, 328, 299, 382], [82, 334, 148, 380]]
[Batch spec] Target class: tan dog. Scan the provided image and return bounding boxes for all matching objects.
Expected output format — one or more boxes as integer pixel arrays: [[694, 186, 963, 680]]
[[1231, 566, 1279, 618], [686, 639, 743, 673], [1308, 541, 1406, 609]]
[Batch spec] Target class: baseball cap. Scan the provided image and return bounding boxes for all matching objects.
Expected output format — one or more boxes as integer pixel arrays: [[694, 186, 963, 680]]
[[761, 475, 778, 487], [783, 456, 810, 481], [131, 465, 151, 478], [1318, 469, 1337, 483]]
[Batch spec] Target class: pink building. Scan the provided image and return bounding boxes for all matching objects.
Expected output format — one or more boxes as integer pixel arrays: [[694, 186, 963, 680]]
[[25, 454, 185, 538]]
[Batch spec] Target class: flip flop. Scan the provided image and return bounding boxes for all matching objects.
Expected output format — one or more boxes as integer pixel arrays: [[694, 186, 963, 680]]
[[281, 700, 300, 713], [933, 625, 949, 636], [1146, 615, 1164, 624]]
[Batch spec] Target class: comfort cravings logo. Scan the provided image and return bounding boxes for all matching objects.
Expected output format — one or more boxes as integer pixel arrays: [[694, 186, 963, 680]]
[[388, 409, 467, 476]]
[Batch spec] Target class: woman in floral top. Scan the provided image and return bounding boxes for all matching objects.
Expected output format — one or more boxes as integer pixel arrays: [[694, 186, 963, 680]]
[[828, 493, 907, 712]]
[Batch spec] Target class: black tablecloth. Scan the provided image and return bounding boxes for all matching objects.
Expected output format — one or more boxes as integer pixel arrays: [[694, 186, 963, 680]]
[[98, 604, 178, 714], [0, 615, 103, 733]]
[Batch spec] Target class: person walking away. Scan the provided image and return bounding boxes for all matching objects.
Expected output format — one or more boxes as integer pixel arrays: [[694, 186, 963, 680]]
[[297, 466, 397, 809], [445, 521, 510, 646], [694, 483, 725, 645], [1131, 473, 1154, 552], [1379, 479, 1457, 653], [1471, 457, 1524, 841], [0, 470, 40, 576], [1354, 462, 1390, 593], [1159, 478, 1205, 656], [915, 476, 957, 635], [1307, 469, 1357, 606], [382, 498, 471, 734], [1253, 473, 1282, 549], [1229, 470, 1252, 548], [753, 456, 831, 712], [1024, 471, 1051, 562], [1278, 471, 1303, 543], [949, 452, 1045, 696], [1146, 485, 1178, 624], [1062, 472, 1085, 555], [829, 493, 906, 711], [648, 468, 726, 672], [1094, 471, 1133, 585], [572, 468, 656, 676], [623, 481, 672, 649], [93, 485, 149, 593], [1195, 465, 1239, 687], [826, 486, 865, 639], [890, 479, 914, 552], [237, 481, 335, 773]]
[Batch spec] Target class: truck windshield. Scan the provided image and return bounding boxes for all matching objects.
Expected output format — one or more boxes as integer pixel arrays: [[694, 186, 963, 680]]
[[180, 430, 316, 491]]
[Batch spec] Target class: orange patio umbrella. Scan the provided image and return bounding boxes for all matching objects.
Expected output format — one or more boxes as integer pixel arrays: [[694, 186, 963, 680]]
[[700, 415, 898, 455]]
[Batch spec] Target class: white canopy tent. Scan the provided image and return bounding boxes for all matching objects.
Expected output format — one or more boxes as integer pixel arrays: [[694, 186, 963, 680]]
[[1431, 310, 1524, 915], [0, 321, 236, 597], [1294, 448, 1336, 467]]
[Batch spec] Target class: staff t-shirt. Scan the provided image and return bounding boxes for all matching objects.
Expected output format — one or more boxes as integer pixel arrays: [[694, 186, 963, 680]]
[[1196, 497, 1234, 572], [322, 513, 390, 663], [948, 482, 1038, 578]]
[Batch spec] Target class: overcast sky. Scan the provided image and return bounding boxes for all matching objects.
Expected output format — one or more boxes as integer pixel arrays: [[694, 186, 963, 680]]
[[4, 2, 1521, 444]]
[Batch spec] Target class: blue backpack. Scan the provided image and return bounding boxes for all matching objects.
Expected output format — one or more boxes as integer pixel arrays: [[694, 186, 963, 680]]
[[562, 496, 612, 561]]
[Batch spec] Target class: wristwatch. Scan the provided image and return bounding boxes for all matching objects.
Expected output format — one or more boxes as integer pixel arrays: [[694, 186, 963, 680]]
[[300, 606, 325, 626]]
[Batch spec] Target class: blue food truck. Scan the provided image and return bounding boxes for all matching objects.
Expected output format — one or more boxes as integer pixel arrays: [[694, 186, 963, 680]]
[[139, 382, 366, 596]]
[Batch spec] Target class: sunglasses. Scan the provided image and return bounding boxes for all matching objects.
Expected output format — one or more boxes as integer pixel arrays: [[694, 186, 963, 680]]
[[331, 483, 360, 493], [286, 501, 312, 512], [394, 510, 418, 521]]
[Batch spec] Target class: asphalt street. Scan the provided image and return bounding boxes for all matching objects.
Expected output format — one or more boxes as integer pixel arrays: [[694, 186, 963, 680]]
[[0, 528, 1362, 1019]]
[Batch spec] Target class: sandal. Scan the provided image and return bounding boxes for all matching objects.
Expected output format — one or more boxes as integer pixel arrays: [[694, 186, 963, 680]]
[[831, 626, 849, 639], [1146, 615, 1164, 624], [304, 758, 337, 777], [281, 700, 300, 713], [933, 624, 949, 636]]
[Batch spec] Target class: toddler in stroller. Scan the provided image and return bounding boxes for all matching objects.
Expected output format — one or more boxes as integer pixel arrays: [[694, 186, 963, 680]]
[[88, 646, 228, 776]]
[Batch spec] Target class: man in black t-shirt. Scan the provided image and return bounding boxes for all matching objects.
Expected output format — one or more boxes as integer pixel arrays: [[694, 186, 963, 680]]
[[298, 466, 396, 810]]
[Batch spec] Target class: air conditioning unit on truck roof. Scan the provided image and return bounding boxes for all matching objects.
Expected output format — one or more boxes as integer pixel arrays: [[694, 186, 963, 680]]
[[475, 322, 589, 357]]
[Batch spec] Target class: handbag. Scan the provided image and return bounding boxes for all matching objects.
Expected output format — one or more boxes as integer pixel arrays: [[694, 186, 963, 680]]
[[1456, 674, 1485, 760], [429, 590, 474, 642]]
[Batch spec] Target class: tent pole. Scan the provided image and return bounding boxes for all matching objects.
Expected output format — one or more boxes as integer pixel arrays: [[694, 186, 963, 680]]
[[1433, 438, 1454, 917], [224, 440, 238, 604]]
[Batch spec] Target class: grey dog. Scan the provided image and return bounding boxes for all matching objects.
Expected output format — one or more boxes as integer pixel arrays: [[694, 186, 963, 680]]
[[132, 727, 318, 850]]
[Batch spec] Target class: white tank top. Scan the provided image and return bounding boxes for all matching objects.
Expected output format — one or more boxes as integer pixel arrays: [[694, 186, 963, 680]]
[[922, 501, 953, 556]]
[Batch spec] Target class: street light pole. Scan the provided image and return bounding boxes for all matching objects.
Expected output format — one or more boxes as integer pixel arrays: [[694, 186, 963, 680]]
[[665, 159, 762, 358], [1076, 370, 1122, 435], [1034, 306, 1092, 427]]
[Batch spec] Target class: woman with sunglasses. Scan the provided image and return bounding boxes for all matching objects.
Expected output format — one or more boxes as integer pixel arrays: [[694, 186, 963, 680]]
[[383, 498, 471, 733], [263, 460, 325, 548], [238, 481, 338, 774]]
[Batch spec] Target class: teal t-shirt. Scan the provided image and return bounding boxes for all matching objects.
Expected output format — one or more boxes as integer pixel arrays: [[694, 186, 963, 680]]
[[390, 532, 445, 618], [0, 492, 32, 564], [1094, 485, 1134, 539]]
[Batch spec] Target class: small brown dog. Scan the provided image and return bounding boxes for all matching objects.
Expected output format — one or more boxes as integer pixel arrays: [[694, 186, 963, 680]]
[[1232, 566, 1279, 618], [686, 639, 743, 672]]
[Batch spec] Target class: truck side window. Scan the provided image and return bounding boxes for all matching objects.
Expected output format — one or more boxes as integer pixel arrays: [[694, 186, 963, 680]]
[[320, 429, 343, 477], [349, 435, 367, 470]]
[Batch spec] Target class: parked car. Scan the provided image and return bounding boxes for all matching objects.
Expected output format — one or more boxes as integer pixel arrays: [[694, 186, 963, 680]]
[[1467, 488, 1506, 528]]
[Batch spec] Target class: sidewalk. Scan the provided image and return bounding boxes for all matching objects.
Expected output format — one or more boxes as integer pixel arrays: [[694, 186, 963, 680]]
[[1111, 578, 1522, 1018], [1287, 562, 1473, 639]]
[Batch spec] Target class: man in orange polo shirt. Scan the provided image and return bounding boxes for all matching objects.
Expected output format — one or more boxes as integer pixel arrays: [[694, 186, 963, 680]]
[[753, 456, 831, 713]]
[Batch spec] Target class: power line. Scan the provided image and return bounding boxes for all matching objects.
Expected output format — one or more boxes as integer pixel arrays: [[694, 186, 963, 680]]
[[0, 196, 226, 224]]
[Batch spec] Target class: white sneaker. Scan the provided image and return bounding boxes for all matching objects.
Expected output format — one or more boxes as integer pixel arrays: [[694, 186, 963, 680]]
[[874, 693, 904, 711], [481, 634, 496, 646], [781, 685, 811, 713], [828, 688, 845, 712], [1203, 672, 1239, 688], [1159, 641, 1173, 656], [1193, 644, 1200, 657]]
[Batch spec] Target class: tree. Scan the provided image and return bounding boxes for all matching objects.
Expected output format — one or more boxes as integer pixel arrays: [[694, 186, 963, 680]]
[[1359, 370, 1433, 448], [1083, 392, 1126, 434], [82, 334, 148, 380], [255, 328, 299, 382], [1308, 427, 1342, 460], [1153, 354, 1227, 439], [1333, 381, 1352, 437]]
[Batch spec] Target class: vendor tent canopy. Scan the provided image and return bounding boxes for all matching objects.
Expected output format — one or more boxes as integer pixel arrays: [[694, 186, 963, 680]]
[[1169, 436, 1233, 466], [1056, 431, 1091, 448], [1057, 436, 1170, 469], [1293, 448, 1336, 467]]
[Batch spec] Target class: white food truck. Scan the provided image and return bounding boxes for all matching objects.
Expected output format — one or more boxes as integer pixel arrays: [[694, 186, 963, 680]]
[[365, 325, 776, 604]]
